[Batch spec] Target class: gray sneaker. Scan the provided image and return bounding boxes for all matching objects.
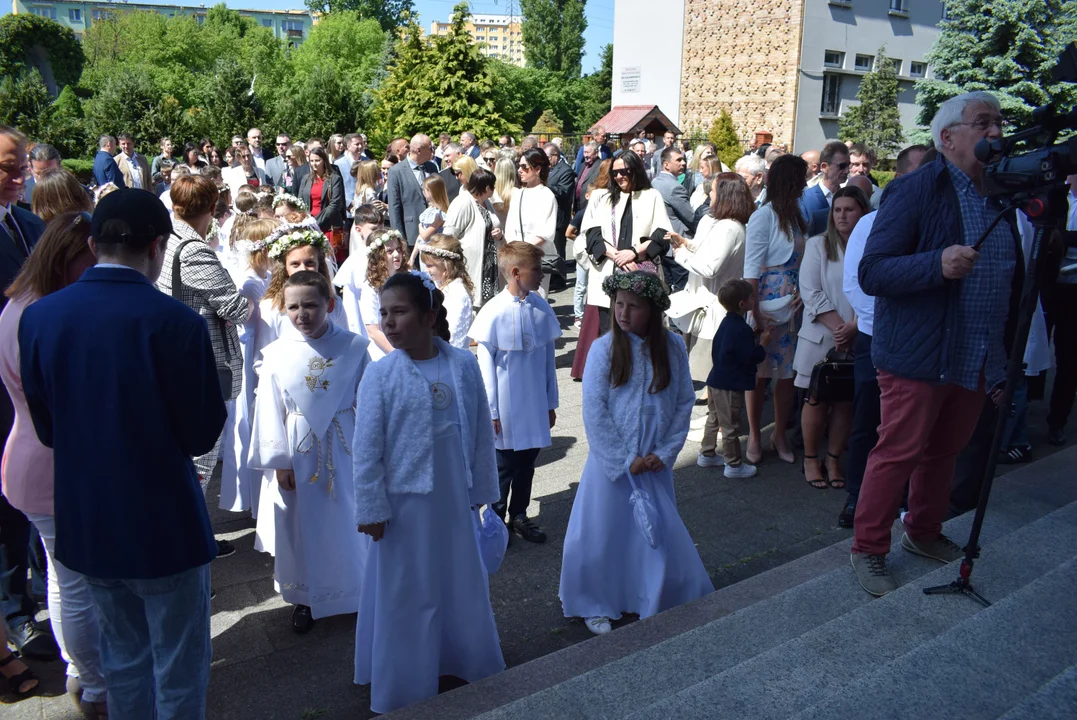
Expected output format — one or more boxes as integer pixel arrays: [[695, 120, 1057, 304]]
[[900, 532, 963, 563], [851, 552, 897, 597]]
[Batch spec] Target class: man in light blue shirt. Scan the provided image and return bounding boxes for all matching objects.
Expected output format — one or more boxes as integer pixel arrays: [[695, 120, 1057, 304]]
[[334, 133, 364, 227]]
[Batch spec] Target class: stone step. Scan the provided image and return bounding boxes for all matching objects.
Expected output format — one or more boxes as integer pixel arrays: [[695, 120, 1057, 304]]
[[790, 559, 1077, 720], [622, 501, 1077, 719], [389, 447, 1077, 720], [997, 665, 1077, 720]]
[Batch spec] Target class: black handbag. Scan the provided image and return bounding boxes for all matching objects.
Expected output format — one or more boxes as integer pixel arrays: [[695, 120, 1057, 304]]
[[808, 348, 854, 404], [172, 239, 233, 400]]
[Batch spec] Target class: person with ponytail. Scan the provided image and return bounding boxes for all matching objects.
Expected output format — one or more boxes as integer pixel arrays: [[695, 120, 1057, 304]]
[[559, 270, 713, 636], [352, 270, 504, 714]]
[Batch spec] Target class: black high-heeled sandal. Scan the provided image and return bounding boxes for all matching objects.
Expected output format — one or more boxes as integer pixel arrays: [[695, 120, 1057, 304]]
[[802, 454, 829, 489], [0, 650, 39, 696], [826, 452, 846, 489]]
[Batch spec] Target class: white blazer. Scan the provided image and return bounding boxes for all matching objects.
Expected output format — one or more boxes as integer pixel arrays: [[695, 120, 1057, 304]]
[[673, 216, 746, 339], [505, 185, 557, 258], [744, 203, 796, 279], [444, 190, 501, 308], [223, 165, 267, 197], [792, 235, 854, 378]]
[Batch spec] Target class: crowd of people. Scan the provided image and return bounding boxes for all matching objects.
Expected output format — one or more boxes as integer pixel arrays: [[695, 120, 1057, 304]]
[[0, 86, 1074, 718]]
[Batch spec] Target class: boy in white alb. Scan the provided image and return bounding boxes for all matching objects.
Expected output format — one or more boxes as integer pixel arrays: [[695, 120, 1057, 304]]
[[469, 242, 561, 543], [249, 270, 372, 633]]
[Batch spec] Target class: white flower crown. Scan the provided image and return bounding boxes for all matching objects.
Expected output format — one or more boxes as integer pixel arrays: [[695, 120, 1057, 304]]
[[369, 228, 404, 250], [418, 245, 462, 261], [266, 223, 330, 260], [272, 192, 308, 212]]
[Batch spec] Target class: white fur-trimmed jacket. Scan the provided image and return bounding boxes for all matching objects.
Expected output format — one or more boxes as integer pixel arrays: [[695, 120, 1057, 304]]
[[582, 331, 695, 482], [352, 337, 499, 525]]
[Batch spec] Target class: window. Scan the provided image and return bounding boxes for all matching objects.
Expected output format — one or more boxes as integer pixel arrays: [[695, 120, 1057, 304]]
[[889, 0, 906, 10], [887, 58, 902, 74], [821, 74, 842, 115], [854, 54, 873, 71], [195, 14, 205, 25], [69, 8, 82, 22], [262, 19, 272, 28], [282, 20, 304, 32], [92, 9, 113, 21], [30, 6, 56, 19], [910, 61, 926, 78], [824, 50, 844, 68], [942, 3, 950, 20]]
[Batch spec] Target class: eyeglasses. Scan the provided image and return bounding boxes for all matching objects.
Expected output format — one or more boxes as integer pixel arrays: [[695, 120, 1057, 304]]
[[956, 117, 1008, 131], [611, 168, 631, 177], [518, 163, 533, 171], [276, 141, 290, 147], [834, 161, 850, 170], [483, 155, 496, 162]]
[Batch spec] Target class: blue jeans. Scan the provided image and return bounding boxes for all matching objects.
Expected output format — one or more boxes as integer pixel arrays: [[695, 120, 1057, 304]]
[[86, 564, 211, 720], [573, 261, 588, 319]]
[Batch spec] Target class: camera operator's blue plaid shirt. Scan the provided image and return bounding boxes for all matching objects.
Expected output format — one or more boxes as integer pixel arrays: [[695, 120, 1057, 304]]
[[946, 158, 1016, 392]]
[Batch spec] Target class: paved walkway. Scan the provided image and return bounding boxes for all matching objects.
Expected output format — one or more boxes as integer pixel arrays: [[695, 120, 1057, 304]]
[[6, 281, 1066, 719]]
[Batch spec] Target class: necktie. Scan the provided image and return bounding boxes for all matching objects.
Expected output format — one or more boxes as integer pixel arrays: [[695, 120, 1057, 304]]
[[4, 212, 29, 258]]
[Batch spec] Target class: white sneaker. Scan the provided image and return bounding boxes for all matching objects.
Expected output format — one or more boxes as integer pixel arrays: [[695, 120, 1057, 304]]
[[697, 452, 725, 467], [724, 463, 758, 479], [585, 616, 612, 635]]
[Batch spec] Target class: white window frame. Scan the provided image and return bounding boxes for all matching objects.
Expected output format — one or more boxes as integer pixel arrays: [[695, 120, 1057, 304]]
[[854, 54, 873, 72], [821, 74, 842, 116], [824, 50, 845, 69]]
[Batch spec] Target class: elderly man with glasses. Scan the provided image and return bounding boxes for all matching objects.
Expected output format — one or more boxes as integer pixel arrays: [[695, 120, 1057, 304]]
[[849, 91, 1023, 597]]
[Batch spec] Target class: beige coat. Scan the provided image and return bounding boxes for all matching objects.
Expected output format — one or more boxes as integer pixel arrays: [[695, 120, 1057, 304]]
[[443, 190, 500, 308], [116, 153, 151, 191], [792, 234, 854, 381]]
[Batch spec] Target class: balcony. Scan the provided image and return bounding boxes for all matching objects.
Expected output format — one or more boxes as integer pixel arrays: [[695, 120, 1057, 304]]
[[286, 29, 304, 38]]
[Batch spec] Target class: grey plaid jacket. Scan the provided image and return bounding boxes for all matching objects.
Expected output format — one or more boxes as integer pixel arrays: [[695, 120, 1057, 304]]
[[156, 219, 251, 400]]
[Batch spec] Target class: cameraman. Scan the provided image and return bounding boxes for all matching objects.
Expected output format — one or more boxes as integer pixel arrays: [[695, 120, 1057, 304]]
[[849, 92, 1024, 597]]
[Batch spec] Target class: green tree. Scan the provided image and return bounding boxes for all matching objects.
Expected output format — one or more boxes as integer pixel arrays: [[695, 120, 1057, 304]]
[[272, 65, 360, 141], [303, 0, 415, 34], [916, 0, 1077, 127], [372, 5, 514, 142], [532, 109, 562, 134], [0, 14, 85, 95], [519, 0, 587, 78], [570, 43, 613, 130], [0, 69, 54, 141], [189, 58, 262, 144], [83, 67, 190, 154], [839, 47, 904, 156], [708, 109, 743, 170]]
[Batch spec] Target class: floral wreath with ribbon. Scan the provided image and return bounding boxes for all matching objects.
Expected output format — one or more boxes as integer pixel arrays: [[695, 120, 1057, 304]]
[[266, 223, 330, 260], [602, 269, 671, 312], [272, 192, 308, 212], [369, 228, 404, 250], [417, 244, 462, 261]]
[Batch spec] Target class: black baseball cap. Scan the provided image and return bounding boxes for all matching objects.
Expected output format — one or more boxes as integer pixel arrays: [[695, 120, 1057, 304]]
[[91, 189, 173, 246]]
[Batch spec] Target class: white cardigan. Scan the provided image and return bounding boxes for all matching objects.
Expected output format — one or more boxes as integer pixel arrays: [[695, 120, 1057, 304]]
[[351, 338, 499, 525], [792, 235, 854, 378], [744, 203, 796, 279], [505, 185, 558, 259], [582, 331, 695, 481], [444, 191, 501, 308], [673, 216, 746, 339]]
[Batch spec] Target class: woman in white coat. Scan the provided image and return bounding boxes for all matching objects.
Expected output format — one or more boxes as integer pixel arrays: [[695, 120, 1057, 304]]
[[505, 147, 558, 297], [666, 172, 754, 381], [792, 186, 868, 489], [443, 167, 502, 307]]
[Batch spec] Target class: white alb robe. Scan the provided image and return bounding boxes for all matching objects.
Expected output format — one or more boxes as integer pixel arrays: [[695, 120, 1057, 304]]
[[248, 322, 372, 618], [441, 277, 474, 349], [469, 289, 561, 451]]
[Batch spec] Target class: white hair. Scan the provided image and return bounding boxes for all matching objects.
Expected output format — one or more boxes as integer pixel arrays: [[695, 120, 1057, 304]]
[[735, 154, 766, 176], [930, 91, 1001, 149]]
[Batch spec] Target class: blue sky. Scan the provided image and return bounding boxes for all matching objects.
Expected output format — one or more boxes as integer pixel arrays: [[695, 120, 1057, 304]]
[[5, 0, 615, 73]]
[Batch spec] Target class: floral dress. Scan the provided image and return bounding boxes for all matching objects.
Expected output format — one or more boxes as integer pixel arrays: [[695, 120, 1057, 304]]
[[753, 231, 805, 379]]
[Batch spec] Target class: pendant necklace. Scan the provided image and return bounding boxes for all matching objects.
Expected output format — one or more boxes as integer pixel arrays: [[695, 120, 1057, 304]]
[[430, 351, 453, 410]]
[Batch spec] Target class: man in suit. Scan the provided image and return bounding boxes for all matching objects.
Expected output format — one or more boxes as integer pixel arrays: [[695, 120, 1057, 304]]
[[461, 131, 481, 159], [847, 142, 882, 210], [652, 145, 697, 291], [439, 142, 463, 202], [574, 141, 602, 212], [0, 125, 55, 661], [19, 187, 225, 714], [23, 142, 61, 206], [544, 142, 575, 261], [799, 140, 849, 236], [573, 126, 612, 176], [247, 127, 268, 172], [265, 133, 291, 189], [115, 133, 151, 191], [386, 133, 439, 247], [93, 135, 125, 189]]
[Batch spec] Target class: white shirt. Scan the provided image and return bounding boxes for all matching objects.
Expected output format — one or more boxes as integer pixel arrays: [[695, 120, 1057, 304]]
[[843, 210, 876, 336], [504, 185, 557, 257], [820, 181, 836, 206], [1063, 191, 1077, 284], [251, 149, 266, 172]]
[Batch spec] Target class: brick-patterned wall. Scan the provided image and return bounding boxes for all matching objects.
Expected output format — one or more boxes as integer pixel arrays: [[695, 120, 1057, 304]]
[[679, 0, 804, 149]]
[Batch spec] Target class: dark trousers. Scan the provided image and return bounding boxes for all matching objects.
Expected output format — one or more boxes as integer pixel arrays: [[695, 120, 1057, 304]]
[[493, 448, 541, 520], [1043, 283, 1077, 431], [662, 253, 689, 292], [950, 396, 998, 517], [845, 331, 881, 502], [0, 493, 34, 622]]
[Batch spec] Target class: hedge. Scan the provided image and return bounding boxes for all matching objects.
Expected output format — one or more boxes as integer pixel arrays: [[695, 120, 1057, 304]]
[[62, 158, 94, 184]]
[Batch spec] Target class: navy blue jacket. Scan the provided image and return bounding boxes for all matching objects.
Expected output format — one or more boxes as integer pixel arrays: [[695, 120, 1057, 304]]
[[707, 313, 766, 391], [92, 150, 125, 189], [798, 184, 830, 237], [859, 156, 1023, 384], [19, 266, 225, 579]]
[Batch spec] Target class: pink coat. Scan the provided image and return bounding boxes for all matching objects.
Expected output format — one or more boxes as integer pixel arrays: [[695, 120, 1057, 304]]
[[0, 294, 54, 516]]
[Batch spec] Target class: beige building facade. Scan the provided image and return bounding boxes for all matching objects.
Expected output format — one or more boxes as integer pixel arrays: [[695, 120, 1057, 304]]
[[430, 13, 525, 67]]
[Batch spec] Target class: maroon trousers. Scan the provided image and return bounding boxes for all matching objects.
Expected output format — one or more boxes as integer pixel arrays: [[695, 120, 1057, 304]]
[[852, 371, 984, 556]]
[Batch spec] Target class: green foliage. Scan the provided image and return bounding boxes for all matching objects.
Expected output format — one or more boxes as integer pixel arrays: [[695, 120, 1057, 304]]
[[45, 85, 89, 159], [83, 67, 190, 155], [188, 58, 262, 144], [372, 5, 514, 141], [519, 0, 587, 78], [874, 170, 896, 188], [574, 44, 613, 130], [708, 109, 743, 170], [61, 158, 95, 182], [272, 65, 361, 141], [532, 110, 562, 134], [303, 0, 415, 34], [0, 69, 54, 141], [839, 46, 904, 156], [0, 14, 85, 93], [916, 0, 1077, 127]]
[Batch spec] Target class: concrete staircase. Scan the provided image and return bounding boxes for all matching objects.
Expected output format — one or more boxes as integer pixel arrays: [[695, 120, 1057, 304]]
[[388, 447, 1077, 720]]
